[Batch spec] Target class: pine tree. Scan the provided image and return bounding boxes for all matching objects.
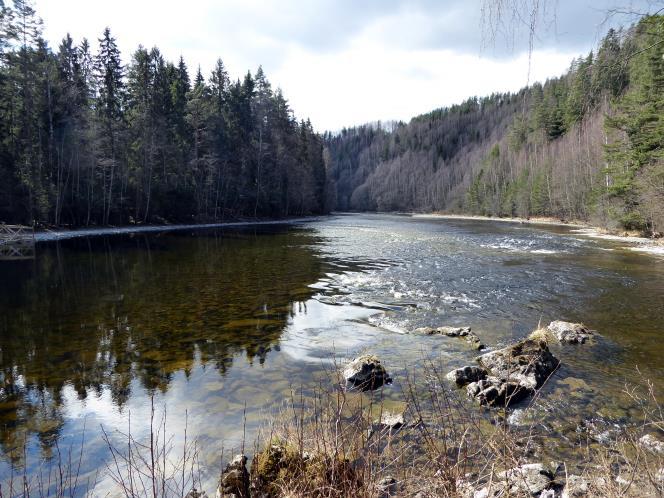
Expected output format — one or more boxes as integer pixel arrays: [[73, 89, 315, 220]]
[[95, 27, 125, 224]]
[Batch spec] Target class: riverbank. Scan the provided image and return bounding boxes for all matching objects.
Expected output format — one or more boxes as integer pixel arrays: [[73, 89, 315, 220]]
[[413, 212, 664, 256], [32, 216, 325, 243]]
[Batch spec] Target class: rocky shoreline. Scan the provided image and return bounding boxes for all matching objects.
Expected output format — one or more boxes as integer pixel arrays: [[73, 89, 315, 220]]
[[198, 320, 664, 497]]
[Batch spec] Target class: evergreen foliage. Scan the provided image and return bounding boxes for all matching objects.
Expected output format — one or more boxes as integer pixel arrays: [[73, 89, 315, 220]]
[[0, 1, 327, 226]]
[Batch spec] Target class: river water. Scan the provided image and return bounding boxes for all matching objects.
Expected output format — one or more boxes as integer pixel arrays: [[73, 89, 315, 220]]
[[1, 213, 663, 495]]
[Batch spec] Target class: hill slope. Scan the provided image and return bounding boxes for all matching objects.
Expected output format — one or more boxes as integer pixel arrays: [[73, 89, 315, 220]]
[[325, 16, 664, 234]]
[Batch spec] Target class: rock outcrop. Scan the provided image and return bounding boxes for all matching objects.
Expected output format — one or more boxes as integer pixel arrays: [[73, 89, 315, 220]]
[[343, 354, 392, 391], [546, 320, 598, 344], [445, 365, 488, 387], [216, 454, 250, 498], [466, 339, 559, 407]]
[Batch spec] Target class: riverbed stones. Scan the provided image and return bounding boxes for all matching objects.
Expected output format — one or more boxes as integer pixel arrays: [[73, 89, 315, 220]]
[[546, 320, 598, 344], [561, 475, 590, 498], [437, 326, 485, 349], [411, 325, 485, 350], [375, 410, 406, 430], [446, 365, 488, 387], [437, 326, 472, 337], [473, 463, 555, 497], [216, 454, 249, 498], [343, 354, 392, 391], [413, 326, 436, 335], [466, 339, 559, 407]]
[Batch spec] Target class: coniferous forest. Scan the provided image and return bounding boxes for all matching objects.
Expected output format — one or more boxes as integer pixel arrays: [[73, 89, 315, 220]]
[[0, 1, 327, 227], [0, 1, 662, 236], [326, 15, 664, 235]]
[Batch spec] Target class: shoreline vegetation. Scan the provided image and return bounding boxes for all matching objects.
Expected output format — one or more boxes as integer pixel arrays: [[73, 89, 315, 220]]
[[29, 216, 322, 242], [23, 211, 664, 257]]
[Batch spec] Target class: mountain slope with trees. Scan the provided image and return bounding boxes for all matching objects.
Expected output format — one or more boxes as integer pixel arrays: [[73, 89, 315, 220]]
[[0, 0, 327, 227], [325, 15, 664, 235]]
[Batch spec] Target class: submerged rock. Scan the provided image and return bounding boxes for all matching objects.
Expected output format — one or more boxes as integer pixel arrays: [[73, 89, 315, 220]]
[[547, 320, 598, 344], [343, 354, 392, 391], [411, 325, 485, 349], [375, 410, 406, 430], [368, 408, 407, 439], [463, 332, 486, 351], [216, 454, 249, 498], [467, 339, 559, 407], [437, 326, 472, 337], [446, 365, 488, 387]]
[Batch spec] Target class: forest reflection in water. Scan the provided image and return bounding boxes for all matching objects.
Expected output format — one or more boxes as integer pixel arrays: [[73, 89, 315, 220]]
[[0, 225, 337, 468]]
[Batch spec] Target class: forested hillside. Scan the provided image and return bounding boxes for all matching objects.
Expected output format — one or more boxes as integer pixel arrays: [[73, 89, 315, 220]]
[[326, 15, 664, 235], [0, 1, 327, 227]]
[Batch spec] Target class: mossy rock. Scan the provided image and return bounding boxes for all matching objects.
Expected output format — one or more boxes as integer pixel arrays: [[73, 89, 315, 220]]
[[250, 442, 361, 497]]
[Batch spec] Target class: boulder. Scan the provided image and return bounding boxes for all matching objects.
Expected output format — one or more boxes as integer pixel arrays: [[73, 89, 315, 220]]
[[376, 476, 398, 497], [343, 354, 392, 391], [463, 332, 486, 351], [477, 339, 559, 391], [467, 339, 559, 407], [639, 434, 664, 454], [547, 320, 597, 344], [216, 454, 249, 498], [466, 377, 532, 407], [446, 365, 488, 387], [474, 463, 554, 497]]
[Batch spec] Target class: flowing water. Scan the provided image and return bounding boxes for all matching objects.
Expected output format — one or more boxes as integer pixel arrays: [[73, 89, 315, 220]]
[[1, 213, 663, 494]]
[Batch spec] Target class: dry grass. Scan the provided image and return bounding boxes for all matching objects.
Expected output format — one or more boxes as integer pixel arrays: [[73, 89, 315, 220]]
[[246, 361, 664, 498]]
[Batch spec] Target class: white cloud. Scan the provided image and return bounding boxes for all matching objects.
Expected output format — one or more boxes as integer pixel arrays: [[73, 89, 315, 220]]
[[34, 0, 592, 131]]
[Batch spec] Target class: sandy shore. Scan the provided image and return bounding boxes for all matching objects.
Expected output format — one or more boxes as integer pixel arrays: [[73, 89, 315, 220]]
[[412, 212, 664, 257], [412, 213, 588, 228]]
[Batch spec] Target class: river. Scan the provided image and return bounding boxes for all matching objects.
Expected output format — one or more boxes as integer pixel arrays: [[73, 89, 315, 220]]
[[1, 213, 663, 495]]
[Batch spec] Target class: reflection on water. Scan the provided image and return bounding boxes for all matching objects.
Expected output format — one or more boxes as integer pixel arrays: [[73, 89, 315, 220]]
[[1, 214, 664, 494], [0, 226, 345, 488]]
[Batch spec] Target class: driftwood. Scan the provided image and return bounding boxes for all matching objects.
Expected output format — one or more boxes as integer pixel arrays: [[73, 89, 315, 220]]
[[0, 224, 35, 260]]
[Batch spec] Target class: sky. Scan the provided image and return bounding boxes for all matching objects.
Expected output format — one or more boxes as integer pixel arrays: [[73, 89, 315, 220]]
[[32, 0, 661, 131]]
